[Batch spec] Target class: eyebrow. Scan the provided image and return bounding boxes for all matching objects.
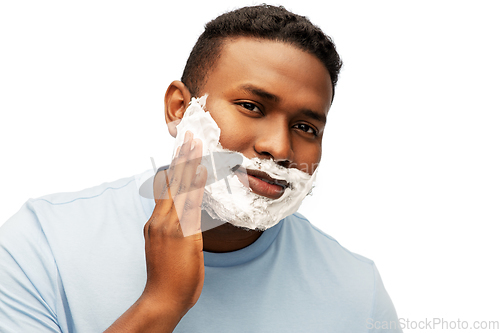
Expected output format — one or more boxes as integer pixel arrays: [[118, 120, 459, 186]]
[[239, 84, 280, 103], [301, 109, 327, 125], [238, 84, 327, 125]]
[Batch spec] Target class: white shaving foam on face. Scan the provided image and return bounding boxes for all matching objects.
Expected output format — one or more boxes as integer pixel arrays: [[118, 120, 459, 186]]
[[173, 95, 316, 230]]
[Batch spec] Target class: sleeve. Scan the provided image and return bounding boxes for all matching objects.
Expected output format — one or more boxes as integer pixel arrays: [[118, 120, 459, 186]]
[[366, 264, 403, 333], [0, 202, 65, 333]]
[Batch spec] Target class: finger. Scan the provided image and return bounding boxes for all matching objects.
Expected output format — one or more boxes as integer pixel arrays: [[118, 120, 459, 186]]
[[152, 169, 175, 217], [153, 169, 170, 201], [179, 164, 207, 237], [166, 145, 181, 179], [166, 131, 194, 201], [148, 131, 205, 239], [179, 138, 204, 195], [143, 219, 150, 241], [147, 202, 182, 241], [173, 138, 204, 221], [148, 132, 193, 235]]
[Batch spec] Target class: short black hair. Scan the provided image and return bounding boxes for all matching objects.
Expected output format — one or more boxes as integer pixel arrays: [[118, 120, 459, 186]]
[[181, 4, 342, 97]]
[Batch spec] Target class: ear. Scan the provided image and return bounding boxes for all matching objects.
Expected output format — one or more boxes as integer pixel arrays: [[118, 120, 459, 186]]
[[164, 80, 192, 138]]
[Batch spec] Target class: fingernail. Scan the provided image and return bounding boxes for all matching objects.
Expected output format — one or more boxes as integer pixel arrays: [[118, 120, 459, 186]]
[[196, 165, 202, 175], [191, 139, 196, 150]]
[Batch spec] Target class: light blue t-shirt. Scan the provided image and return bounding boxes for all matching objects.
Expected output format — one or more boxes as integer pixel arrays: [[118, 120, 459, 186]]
[[0, 170, 402, 332]]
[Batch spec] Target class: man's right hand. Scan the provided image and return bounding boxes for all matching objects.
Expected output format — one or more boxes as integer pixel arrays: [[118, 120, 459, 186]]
[[105, 131, 208, 332]]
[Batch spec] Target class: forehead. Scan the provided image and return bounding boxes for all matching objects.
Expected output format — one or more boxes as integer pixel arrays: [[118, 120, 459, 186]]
[[202, 37, 333, 112]]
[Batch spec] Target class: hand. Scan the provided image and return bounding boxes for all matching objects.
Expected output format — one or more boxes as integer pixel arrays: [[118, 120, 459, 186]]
[[104, 132, 207, 332], [142, 130, 208, 316]]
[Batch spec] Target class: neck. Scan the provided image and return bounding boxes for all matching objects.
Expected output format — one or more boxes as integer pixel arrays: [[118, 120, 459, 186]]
[[201, 210, 263, 253]]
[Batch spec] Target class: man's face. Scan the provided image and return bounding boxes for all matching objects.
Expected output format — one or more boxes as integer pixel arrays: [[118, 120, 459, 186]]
[[198, 37, 333, 178]]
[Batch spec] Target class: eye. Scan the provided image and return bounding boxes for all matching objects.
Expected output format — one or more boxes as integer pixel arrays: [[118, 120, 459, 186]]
[[237, 102, 262, 114], [294, 123, 318, 136]]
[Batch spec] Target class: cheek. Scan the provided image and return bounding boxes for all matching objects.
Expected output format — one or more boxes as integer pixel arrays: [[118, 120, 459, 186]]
[[292, 143, 322, 175], [206, 100, 254, 152], [219, 123, 249, 151]]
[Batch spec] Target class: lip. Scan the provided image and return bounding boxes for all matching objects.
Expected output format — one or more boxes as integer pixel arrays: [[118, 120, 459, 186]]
[[234, 168, 289, 199]]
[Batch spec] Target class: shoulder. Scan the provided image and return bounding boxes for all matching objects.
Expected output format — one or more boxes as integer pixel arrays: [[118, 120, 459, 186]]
[[30, 173, 141, 209], [274, 213, 402, 331], [0, 171, 154, 332], [282, 212, 375, 266], [280, 212, 379, 297], [25, 171, 152, 225], [1, 170, 153, 257]]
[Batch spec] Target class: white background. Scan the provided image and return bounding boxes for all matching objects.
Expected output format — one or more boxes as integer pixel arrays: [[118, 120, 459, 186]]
[[1, 0, 499, 330]]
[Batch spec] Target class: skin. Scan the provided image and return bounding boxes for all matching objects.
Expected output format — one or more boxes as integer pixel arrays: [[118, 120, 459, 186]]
[[166, 37, 333, 252], [105, 37, 333, 332]]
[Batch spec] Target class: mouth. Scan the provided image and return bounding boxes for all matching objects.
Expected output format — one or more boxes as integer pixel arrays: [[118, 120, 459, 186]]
[[233, 167, 289, 199]]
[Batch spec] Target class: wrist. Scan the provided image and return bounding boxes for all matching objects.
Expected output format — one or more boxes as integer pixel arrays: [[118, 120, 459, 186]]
[[104, 294, 186, 333], [136, 294, 187, 327]]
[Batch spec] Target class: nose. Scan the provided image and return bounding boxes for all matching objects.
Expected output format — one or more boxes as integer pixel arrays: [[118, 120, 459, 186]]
[[253, 120, 293, 166]]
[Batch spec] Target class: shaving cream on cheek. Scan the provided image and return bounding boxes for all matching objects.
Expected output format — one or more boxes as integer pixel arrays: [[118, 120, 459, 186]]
[[173, 95, 317, 230]]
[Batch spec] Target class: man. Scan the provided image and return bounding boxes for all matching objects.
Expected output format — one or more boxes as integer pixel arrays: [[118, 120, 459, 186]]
[[0, 5, 402, 332]]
